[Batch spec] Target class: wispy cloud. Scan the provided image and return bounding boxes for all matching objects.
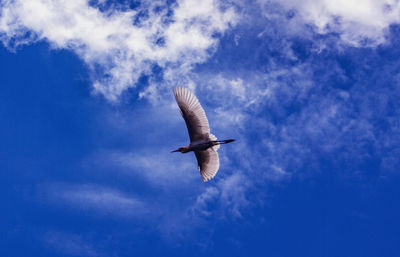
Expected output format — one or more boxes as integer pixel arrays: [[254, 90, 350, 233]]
[[44, 231, 98, 257], [188, 173, 250, 219], [45, 184, 147, 218], [95, 149, 199, 187]]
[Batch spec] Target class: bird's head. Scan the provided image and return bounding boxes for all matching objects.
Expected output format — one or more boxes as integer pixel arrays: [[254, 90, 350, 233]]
[[171, 147, 188, 153]]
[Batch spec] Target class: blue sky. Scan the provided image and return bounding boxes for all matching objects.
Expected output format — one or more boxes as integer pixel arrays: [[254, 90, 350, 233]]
[[1, 0, 400, 256]]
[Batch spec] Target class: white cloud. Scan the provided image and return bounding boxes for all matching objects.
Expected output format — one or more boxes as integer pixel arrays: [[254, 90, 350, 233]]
[[259, 0, 400, 46], [46, 184, 147, 217], [0, 0, 237, 101]]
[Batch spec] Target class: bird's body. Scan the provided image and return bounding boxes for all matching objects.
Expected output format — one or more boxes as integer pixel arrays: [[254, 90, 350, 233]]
[[171, 86, 235, 182]]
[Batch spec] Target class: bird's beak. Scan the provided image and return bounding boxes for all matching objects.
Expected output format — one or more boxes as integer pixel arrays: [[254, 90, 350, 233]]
[[171, 149, 179, 153]]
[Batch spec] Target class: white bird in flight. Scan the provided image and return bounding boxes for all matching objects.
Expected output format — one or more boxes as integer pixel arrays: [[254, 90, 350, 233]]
[[171, 87, 235, 182]]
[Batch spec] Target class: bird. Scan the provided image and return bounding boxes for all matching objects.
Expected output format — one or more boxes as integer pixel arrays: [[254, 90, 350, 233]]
[[171, 86, 235, 182]]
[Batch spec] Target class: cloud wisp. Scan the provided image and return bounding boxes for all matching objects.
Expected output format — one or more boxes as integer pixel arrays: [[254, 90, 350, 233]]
[[258, 0, 400, 46], [44, 183, 147, 218], [44, 231, 98, 257]]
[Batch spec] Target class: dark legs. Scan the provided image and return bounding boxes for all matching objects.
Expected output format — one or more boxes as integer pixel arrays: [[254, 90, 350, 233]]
[[214, 139, 235, 144]]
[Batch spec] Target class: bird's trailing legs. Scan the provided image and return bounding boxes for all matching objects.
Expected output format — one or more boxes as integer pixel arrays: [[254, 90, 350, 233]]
[[213, 139, 235, 145]]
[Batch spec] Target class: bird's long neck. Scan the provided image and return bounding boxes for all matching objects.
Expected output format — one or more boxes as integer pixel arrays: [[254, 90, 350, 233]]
[[181, 146, 191, 153]]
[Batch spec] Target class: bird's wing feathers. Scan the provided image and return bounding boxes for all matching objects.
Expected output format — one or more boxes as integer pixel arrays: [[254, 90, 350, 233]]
[[174, 87, 219, 182], [174, 87, 210, 142], [195, 149, 220, 182]]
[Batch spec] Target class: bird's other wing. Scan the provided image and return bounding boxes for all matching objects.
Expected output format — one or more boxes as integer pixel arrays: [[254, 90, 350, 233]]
[[173, 87, 210, 142], [195, 149, 220, 182]]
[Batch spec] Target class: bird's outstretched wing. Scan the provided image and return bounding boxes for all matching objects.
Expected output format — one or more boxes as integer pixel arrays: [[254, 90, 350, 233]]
[[195, 149, 220, 182], [173, 87, 210, 142]]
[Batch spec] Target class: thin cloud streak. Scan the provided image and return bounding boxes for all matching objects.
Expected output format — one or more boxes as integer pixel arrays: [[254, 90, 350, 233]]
[[44, 231, 99, 257], [44, 184, 148, 218]]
